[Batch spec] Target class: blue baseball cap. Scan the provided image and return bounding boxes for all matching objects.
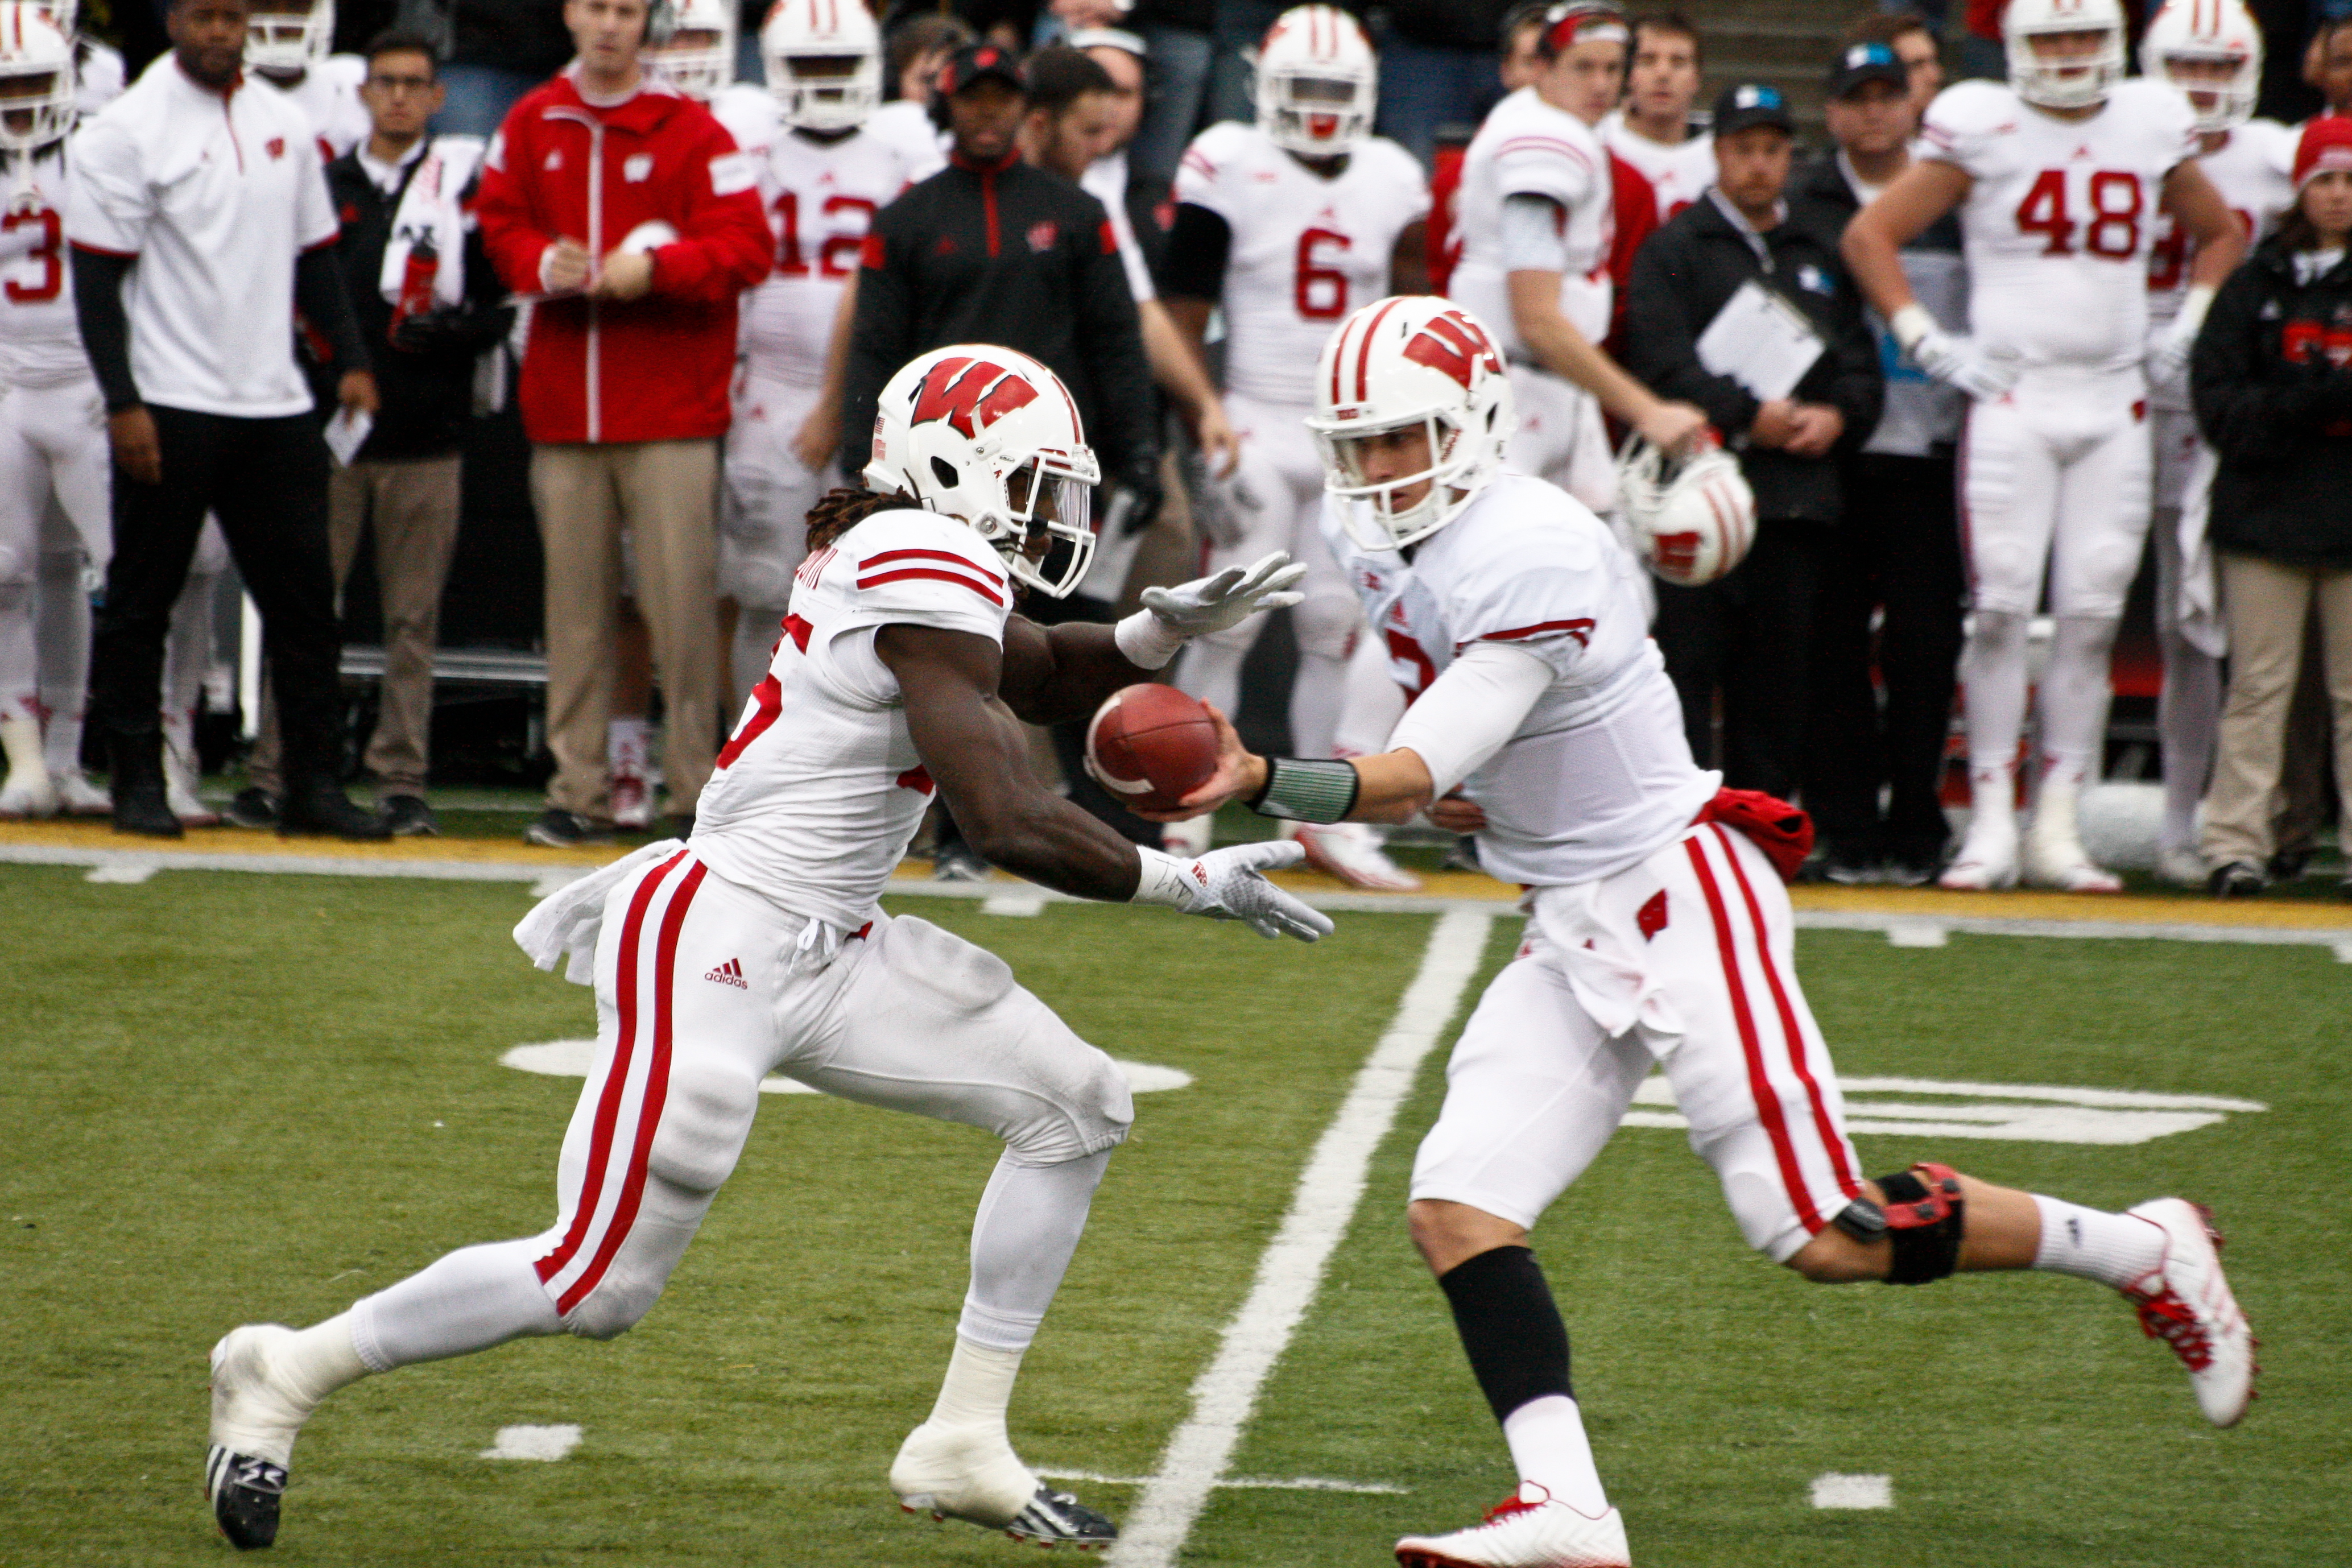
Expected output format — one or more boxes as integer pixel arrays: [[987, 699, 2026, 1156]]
[[1826, 42, 1909, 100]]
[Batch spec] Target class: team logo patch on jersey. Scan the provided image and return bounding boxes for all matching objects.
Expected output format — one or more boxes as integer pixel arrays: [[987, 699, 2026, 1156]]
[[1027, 220, 1058, 251], [266, 137, 286, 160], [911, 355, 1038, 438], [1402, 309, 1501, 390], [1637, 888, 1669, 941], [625, 153, 654, 182], [704, 957, 749, 988]]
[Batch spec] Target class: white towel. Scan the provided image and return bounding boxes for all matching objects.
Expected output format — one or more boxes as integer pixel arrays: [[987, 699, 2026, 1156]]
[[2177, 442, 2228, 660], [379, 134, 487, 311], [514, 839, 686, 985]]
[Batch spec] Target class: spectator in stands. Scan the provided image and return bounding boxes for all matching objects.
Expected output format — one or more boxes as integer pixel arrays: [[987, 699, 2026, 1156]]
[[2190, 117, 2352, 898], [1601, 11, 1714, 220], [238, 31, 514, 838], [476, 0, 771, 846], [2315, 16, 2352, 117], [435, 0, 579, 136], [1500, 0, 1549, 88], [1376, 0, 1517, 168], [1622, 83, 1883, 800], [69, 0, 388, 841], [1791, 42, 1966, 884], [868, 11, 974, 152], [1116, 0, 1214, 181], [1847, 7, 1945, 114]]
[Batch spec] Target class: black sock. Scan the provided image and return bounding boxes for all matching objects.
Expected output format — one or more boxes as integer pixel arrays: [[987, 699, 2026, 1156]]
[[1436, 1244, 1573, 1424]]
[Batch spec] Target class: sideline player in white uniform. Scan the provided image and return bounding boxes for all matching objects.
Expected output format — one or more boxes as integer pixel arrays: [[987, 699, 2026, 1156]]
[[709, 0, 935, 710], [1843, 0, 2245, 892], [246, 0, 366, 158], [2139, 0, 2295, 884], [1159, 296, 2255, 1568], [200, 347, 1329, 1552], [1158, 4, 1430, 887], [1597, 11, 1713, 220], [1451, 1, 1707, 520]]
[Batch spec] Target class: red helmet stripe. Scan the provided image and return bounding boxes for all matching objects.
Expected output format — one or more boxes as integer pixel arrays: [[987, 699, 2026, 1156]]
[[1353, 296, 1406, 402]]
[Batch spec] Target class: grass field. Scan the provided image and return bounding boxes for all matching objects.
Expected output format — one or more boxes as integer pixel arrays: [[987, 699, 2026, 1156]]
[[3, 861, 2347, 1567]]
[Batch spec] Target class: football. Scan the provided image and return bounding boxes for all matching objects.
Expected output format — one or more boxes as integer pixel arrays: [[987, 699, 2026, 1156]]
[[1084, 684, 1222, 814]]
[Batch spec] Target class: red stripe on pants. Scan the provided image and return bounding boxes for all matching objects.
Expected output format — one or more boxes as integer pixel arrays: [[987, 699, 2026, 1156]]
[[559, 859, 708, 1314], [536, 849, 688, 1290], [1711, 824, 1860, 1204], [1683, 833, 1821, 1233]]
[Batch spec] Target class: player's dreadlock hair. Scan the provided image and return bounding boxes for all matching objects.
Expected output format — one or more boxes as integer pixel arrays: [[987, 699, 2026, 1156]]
[[804, 486, 913, 553]]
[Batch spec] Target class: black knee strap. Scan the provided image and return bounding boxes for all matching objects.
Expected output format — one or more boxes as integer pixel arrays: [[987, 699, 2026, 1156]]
[[1830, 1162, 1965, 1285]]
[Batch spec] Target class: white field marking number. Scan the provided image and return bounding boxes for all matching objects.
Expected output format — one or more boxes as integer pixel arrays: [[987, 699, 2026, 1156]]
[[481, 1425, 582, 1462], [501, 1041, 1193, 1095], [1811, 1473, 1892, 1510], [1623, 1074, 2267, 1145]]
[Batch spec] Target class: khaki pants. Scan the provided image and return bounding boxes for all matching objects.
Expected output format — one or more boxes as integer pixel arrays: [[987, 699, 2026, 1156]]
[[2200, 552, 2352, 868], [531, 440, 719, 821], [249, 454, 461, 796]]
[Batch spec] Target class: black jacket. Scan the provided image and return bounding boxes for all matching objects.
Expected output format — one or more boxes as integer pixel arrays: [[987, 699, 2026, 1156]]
[[2192, 234, 2352, 570], [1621, 192, 1883, 525], [324, 144, 514, 461], [450, 0, 575, 75], [841, 152, 1156, 491]]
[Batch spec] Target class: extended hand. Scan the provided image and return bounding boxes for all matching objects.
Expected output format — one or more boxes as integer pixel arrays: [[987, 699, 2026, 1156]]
[[108, 406, 162, 486], [1638, 400, 1710, 454], [338, 369, 380, 416], [1781, 403, 1843, 458], [1140, 552, 1307, 639], [1155, 839, 1334, 941], [1192, 398, 1241, 479], [791, 398, 842, 473], [542, 237, 592, 295], [2147, 317, 2198, 390], [1132, 704, 1262, 822], [1428, 791, 1487, 834]]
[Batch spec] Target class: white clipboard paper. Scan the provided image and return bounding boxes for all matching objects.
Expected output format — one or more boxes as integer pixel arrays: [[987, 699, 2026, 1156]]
[[324, 407, 373, 467], [1696, 279, 1825, 403]]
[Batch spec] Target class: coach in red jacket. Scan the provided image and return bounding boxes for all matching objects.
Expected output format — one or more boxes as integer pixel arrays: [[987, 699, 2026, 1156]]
[[476, 0, 770, 846]]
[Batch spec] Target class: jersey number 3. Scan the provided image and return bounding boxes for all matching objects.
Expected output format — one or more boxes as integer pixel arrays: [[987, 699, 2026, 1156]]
[[2014, 168, 2143, 259], [2, 208, 63, 304], [1295, 227, 1352, 320]]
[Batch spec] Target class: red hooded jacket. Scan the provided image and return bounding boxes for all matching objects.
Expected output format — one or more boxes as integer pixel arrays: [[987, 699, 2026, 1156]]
[[476, 68, 771, 444]]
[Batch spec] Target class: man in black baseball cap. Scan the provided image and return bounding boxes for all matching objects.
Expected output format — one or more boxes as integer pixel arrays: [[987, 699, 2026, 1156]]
[[931, 40, 1029, 160], [1710, 78, 1795, 139]]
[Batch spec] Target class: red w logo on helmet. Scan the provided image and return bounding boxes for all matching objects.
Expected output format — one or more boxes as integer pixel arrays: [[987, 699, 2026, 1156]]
[[910, 357, 1039, 438], [1401, 310, 1501, 390]]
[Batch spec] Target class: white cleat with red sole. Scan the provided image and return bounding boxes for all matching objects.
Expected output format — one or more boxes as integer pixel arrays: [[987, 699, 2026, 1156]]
[[2123, 1198, 2256, 1427], [1395, 1484, 1631, 1568], [1291, 820, 1421, 891]]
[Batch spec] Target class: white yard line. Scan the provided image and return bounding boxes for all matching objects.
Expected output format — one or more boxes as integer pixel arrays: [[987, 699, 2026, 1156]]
[[1107, 908, 1494, 1568], [1037, 1468, 1407, 1496]]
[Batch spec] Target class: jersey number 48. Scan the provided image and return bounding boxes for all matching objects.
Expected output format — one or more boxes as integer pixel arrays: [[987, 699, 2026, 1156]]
[[2014, 168, 2144, 259]]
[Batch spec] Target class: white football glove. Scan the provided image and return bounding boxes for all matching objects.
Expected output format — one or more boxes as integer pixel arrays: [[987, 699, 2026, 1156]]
[[2147, 285, 2215, 392], [1133, 841, 1335, 942], [1114, 552, 1308, 669], [1891, 304, 2016, 402]]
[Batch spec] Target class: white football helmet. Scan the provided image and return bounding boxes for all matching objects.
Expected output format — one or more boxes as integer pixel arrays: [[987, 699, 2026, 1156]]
[[1254, 5, 1376, 159], [2141, 0, 2262, 133], [0, 6, 75, 152], [244, 0, 333, 73], [865, 346, 1103, 598], [24, 0, 74, 39], [1307, 296, 1514, 550], [645, 0, 735, 100], [762, 0, 881, 130], [2004, 0, 2125, 110], [1617, 433, 1755, 587]]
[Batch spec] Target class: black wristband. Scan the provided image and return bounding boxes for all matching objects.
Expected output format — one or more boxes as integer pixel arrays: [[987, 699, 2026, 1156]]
[[1246, 756, 1361, 824]]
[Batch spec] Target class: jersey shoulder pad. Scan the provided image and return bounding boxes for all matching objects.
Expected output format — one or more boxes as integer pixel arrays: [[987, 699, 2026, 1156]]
[[833, 508, 1012, 636], [1919, 79, 2017, 166], [710, 84, 777, 150], [1488, 104, 1601, 205], [1362, 135, 1433, 206], [320, 53, 366, 89], [1176, 121, 1256, 205], [1440, 478, 1610, 655], [2246, 117, 2298, 173], [2111, 78, 2198, 151]]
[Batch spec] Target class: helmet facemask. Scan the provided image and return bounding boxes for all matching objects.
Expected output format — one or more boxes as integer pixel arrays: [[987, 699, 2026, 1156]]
[[2007, 20, 2123, 110], [245, 0, 332, 75], [770, 48, 879, 129], [0, 11, 74, 151], [1315, 405, 1485, 552], [1259, 68, 1373, 156], [966, 452, 1099, 598], [2152, 47, 2257, 131]]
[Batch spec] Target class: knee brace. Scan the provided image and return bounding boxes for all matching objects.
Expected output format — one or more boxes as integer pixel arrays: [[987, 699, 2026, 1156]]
[[1831, 1162, 1964, 1285]]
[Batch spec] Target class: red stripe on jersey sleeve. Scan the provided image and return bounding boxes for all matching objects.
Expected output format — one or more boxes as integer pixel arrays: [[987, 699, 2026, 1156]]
[[1463, 617, 1595, 650], [862, 547, 1005, 585], [69, 240, 139, 258], [857, 566, 1006, 606]]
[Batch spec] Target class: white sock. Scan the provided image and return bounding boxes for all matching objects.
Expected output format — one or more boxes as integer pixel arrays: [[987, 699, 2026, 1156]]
[[271, 1313, 371, 1408], [2156, 635, 2220, 853], [957, 1148, 1110, 1350], [1502, 1394, 1610, 1517], [607, 715, 649, 772], [349, 1235, 565, 1371], [924, 1336, 1025, 1435], [2038, 615, 2120, 787], [2030, 1196, 2166, 1290]]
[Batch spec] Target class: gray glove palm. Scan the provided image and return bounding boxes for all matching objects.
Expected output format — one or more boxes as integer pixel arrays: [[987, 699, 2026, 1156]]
[[1140, 552, 1308, 639], [1151, 840, 1334, 941]]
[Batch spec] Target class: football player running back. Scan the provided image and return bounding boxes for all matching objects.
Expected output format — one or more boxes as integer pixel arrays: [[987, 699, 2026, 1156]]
[[1843, 0, 2245, 892], [709, 0, 935, 710], [201, 348, 1330, 1553], [1157, 4, 1429, 888], [2138, 0, 2295, 884], [1158, 297, 2255, 1568]]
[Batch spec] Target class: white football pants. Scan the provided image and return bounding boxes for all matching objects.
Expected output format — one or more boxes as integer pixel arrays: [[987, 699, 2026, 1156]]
[[1413, 821, 1864, 1264], [1176, 392, 1365, 758], [349, 851, 1133, 1368], [0, 380, 109, 726], [721, 373, 834, 713], [1504, 364, 1617, 518]]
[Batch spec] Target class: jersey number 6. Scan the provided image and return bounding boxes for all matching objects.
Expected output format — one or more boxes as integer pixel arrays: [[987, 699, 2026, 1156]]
[[1295, 227, 1353, 320], [2014, 168, 2143, 260]]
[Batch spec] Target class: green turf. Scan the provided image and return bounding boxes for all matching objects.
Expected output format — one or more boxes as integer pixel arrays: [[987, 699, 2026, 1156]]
[[2, 868, 2345, 1566]]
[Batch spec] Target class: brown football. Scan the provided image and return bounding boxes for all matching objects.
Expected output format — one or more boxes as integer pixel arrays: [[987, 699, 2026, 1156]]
[[1084, 684, 1221, 814]]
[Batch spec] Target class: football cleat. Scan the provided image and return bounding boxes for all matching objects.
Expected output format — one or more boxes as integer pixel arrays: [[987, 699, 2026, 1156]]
[[0, 767, 59, 818], [207, 1325, 316, 1549], [891, 1422, 1115, 1548], [1291, 820, 1421, 891], [1395, 1484, 1631, 1567], [53, 769, 113, 816], [2122, 1198, 2256, 1427], [1005, 1486, 1118, 1548], [2021, 782, 2121, 893], [2155, 843, 2208, 888], [609, 767, 654, 830], [1938, 806, 2019, 891]]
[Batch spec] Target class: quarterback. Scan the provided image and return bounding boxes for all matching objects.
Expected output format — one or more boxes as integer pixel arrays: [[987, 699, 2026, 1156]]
[[1163, 297, 2254, 1568], [1843, 0, 2244, 891], [202, 347, 1329, 1552]]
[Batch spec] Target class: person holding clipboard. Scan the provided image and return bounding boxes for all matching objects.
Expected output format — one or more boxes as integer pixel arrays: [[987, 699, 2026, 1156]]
[[1619, 81, 1882, 804]]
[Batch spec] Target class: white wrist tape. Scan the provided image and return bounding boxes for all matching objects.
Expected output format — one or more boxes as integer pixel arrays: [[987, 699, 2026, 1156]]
[[1113, 610, 1187, 671], [2176, 283, 2217, 338], [1131, 846, 1207, 911], [1888, 303, 1936, 353]]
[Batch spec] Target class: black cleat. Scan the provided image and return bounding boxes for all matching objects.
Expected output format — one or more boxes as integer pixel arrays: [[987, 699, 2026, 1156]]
[[379, 795, 439, 837], [1004, 1485, 1119, 1549], [225, 786, 280, 830], [278, 783, 393, 841], [206, 1445, 284, 1549], [524, 808, 613, 847]]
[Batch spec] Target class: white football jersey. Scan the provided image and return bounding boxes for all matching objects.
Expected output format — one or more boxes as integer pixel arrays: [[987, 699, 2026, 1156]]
[[1599, 108, 1714, 219], [1921, 77, 2199, 374], [1322, 472, 1717, 887], [0, 142, 90, 387], [1175, 120, 1428, 407], [1452, 86, 1615, 356], [265, 55, 370, 162], [714, 86, 927, 387], [689, 507, 1012, 926], [2148, 117, 2295, 321]]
